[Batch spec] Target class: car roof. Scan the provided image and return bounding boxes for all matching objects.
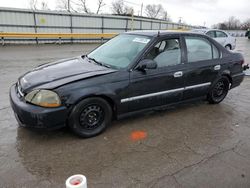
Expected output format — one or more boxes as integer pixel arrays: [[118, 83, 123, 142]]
[[125, 30, 205, 37]]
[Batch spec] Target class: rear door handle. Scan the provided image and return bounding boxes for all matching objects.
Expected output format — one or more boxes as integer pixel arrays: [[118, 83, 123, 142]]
[[174, 71, 183, 78], [214, 65, 221, 70]]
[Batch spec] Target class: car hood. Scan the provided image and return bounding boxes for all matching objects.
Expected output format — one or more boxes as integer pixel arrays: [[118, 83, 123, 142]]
[[19, 56, 117, 93]]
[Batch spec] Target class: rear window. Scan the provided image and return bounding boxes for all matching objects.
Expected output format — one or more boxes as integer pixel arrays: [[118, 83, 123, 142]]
[[216, 31, 227, 38], [212, 44, 220, 59], [185, 36, 220, 62]]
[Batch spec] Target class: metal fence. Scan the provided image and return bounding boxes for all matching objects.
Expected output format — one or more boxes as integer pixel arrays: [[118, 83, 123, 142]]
[[0, 7, 201, 44]]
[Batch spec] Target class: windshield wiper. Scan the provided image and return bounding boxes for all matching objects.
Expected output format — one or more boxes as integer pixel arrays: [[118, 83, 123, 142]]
[[86, 55, 111, 68]]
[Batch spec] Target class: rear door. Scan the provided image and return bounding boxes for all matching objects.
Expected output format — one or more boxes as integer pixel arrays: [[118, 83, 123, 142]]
[[182, 35, 222, 100], [215, 31, 228, 47], [123, 36, 186, 112]]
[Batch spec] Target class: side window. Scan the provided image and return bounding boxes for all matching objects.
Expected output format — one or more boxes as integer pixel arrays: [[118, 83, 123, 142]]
[[216, 31, 227, 38], [206, 31, 216, 38], [212, 44, 220, 59], [155, 41, 166, 51], [145, 38, 181, 68], [185, 36, 212, 62]]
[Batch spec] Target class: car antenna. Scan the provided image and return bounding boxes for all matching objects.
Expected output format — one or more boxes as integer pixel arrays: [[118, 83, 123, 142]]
[[157, 31, 160, 37]]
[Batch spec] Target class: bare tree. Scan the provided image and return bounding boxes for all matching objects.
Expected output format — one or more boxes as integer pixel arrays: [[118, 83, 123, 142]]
[[242, 19, 250, 29], [96, 0, 105, 14], [29, 0, 38, 10], [56, 0, 78, 12], [161, 10, 168, 21], [213, 16, 250, 30], [76, 0, 91, 13], [68, 0, 105, 14], [111, 0, 133, 15], [162, 13, 172, 22], [124, 6, 133, 15], [111, 0, 124, 14], [56, 0, 69, 11], [40, 1, 50, 10], [145, 4, 163, 19], [227, 16, 241, 30]]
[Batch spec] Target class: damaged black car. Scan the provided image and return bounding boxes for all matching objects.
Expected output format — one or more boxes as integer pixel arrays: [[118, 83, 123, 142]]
[[10, 31, 248, 137]]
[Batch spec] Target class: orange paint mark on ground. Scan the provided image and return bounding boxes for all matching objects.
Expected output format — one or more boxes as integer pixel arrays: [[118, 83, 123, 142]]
[[130, 131, 147, 141]]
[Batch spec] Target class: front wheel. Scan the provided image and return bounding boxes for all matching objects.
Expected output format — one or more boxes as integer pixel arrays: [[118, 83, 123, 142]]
[[207, 76, 230, 104], [68, 97, 112, 138]]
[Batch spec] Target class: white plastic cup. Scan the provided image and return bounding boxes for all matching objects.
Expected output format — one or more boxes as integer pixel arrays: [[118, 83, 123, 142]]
[[66, 174, 87, 188]]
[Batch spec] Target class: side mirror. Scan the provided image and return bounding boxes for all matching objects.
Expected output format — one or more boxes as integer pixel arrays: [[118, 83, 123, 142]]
[[136, 59, 157, 71]]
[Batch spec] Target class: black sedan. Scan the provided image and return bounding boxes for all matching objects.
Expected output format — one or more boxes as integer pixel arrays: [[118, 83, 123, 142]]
[[10, 31, 248, 137]]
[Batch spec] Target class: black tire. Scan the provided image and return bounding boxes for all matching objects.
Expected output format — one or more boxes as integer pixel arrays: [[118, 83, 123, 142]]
[[207, 76, 230, 104], [68, 97, 112, 138]]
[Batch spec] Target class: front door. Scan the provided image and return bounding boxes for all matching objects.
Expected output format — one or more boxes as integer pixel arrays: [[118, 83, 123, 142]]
[[122, 37, 186, 112]]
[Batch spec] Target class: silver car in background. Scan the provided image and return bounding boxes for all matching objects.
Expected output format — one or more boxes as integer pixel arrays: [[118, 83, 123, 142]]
[[192, 29, 236, 50]]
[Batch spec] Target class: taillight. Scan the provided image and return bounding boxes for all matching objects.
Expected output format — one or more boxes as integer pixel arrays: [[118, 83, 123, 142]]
[[241, 59, 250, 70]]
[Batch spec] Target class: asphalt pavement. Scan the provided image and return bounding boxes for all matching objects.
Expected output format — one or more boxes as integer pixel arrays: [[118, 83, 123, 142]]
[[0, 38, 250, 188]]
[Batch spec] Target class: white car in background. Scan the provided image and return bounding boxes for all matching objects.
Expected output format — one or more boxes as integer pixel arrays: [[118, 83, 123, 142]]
[[192, 29, 236, 50]]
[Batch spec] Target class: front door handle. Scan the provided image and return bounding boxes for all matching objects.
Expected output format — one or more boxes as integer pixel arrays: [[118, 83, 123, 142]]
[[174, 71, 183, 78], [214, 65, 221, 70]]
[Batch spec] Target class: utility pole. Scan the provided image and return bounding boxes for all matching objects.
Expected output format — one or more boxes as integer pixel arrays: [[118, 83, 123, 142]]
[[140, 3, 143, 17], [131, 9, 134, 30], [178, 17, 182, 24], [67, 0, 71, 12]]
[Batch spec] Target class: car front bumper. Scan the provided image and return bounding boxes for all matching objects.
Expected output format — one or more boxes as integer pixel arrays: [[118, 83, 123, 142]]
[[9, 84, 68, 130]]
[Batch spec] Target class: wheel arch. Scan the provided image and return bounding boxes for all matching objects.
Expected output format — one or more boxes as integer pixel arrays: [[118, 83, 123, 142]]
[[207, 73, 231, 104], [210, 71, 232, 92], [221, 71, 232, 86], [225, 44, 232, 50], [71, 94, 117, 119]]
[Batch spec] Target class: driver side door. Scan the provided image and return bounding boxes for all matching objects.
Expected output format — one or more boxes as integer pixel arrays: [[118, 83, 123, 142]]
[[122, 37, 186, 112]]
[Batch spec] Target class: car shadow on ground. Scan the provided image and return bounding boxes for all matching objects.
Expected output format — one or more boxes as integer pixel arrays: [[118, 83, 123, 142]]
[[18, 98, 208, 140]]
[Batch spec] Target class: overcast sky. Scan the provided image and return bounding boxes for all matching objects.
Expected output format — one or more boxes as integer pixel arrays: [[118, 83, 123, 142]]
[[0, 0, 249, 27]]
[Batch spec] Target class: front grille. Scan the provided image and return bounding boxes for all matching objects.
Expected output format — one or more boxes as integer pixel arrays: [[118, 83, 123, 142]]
[[17, 81, 24, 97]]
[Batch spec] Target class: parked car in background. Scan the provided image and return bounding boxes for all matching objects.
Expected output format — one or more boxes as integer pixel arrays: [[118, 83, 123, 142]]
[[245, 29, 250, 39], [10, 31, 246, 138], [192, 29, 236, 50]]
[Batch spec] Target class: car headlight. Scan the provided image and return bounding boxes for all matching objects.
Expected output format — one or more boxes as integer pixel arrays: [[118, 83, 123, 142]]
[[25, 89, 61, 108]]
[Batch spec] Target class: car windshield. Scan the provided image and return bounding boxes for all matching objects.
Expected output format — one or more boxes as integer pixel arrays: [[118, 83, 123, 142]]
[[87, 34, 151, 69]]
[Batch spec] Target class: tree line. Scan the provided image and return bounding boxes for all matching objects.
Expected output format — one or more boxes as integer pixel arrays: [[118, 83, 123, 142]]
[[213, 16, 250, 30], [29, 0, 172, 21]]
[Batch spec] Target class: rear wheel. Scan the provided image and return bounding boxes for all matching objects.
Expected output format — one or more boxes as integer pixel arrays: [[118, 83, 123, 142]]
[[69, 97, 112, 138], [207, 76, 230, 104]]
